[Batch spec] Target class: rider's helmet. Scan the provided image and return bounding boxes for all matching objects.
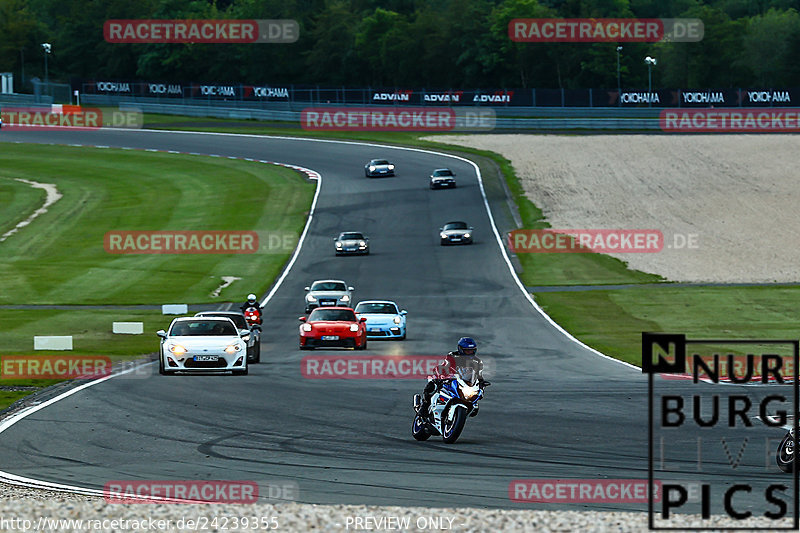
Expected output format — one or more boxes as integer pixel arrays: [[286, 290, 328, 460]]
[[247, 293, 258, 305], [456, 337, 477, 357]]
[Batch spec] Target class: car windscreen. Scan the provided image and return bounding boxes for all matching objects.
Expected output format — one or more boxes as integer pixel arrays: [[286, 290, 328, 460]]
[[308, 309, 356, 322], [433, 169, 453, 176], [170, 320, 237, 336], [444, 222, 468, 230], [355, 303, 397, 314], [340, 233, 363, 240], [197, 313, 247, 329], [311, 282, 346, 291], [372, 160, 389, 165]]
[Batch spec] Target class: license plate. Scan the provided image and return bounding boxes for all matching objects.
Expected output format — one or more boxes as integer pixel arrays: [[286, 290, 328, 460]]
[[370, 328, 381, 332], [321, 301, 334, 306], [321, 335, 339, 341], [194, 355, 219, 362]]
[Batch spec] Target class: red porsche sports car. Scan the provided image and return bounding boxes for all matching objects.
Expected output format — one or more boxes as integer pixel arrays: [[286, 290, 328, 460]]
[[299, 307, 368, 350]]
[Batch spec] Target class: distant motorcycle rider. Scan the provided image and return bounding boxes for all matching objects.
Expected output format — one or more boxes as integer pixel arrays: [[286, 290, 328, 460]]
[[240, 293, 261, 314], [418, 337, 489, 418]]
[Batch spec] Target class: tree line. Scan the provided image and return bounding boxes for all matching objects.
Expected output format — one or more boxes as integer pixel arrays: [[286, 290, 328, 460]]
[[2, 0, 800, 91]]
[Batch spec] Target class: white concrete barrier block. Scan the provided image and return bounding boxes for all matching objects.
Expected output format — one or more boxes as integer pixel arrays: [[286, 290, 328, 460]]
[[162, 304, 188, 315], [113, 322, 144, 334], [34, 336, 73, 350]]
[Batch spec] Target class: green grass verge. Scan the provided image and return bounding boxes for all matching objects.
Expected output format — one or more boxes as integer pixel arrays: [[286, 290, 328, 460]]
[[0, 143, 315, 410], [0, 308, 169, 408], [0, 144, 315, 305], [536, 285, 800, 367]]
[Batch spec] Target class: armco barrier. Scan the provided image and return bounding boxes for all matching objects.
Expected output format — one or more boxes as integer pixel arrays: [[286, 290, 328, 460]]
[[82, 96, 663, 130]]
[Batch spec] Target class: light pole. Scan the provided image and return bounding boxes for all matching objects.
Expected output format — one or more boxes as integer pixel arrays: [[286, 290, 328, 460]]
[[20, 48, 25, 92], [41, 43, 51, 94], [616, 46, 622, 106], [645, 56, 657, 107]]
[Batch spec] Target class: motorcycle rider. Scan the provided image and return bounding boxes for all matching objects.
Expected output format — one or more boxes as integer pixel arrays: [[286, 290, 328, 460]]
[[240, 293, 262, 314], [417, 337, 489, 419]]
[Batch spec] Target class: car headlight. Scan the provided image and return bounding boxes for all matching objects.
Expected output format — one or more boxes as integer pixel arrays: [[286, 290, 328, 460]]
[[306, 295, 317, 302], [336, 242, 343, 248], [341, 295, 350, 302], [393, 316, 402, 324], [388, 164, 395, 170], [349, 324, 359, 332], [459, 383, 480, 401], [302, 323, 312, 332], [225, 343, 242, 354], [369, 166, 376, 171], [440, 232, 447, 239], [168, 344, 187, 355], [464, 233, 471, 238], [358, 240, 366, 247]]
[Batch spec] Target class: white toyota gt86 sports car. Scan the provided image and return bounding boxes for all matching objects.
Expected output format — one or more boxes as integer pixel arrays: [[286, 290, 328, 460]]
[[157, 317, 249, 375]]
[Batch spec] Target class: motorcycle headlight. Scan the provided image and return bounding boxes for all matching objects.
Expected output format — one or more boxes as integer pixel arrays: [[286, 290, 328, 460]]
[[440, 232, 447, 239], [168, 344, 187, 355], [241, 334, 251, 342], [459, 383, 480, 401], [225, 343, 242, 354], [393, 316, 402, 324], [349, 324, 359, 332], [340, 295, 350, 302], [302, 323, 312, 332], [306, 295, 317, 302]]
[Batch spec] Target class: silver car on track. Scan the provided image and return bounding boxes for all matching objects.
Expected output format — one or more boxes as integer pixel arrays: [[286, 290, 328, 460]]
[[439, 221, 473, 245], [365, 159, 395, 177], [334, 231, 369, 255], [304, 279, 355, 313]]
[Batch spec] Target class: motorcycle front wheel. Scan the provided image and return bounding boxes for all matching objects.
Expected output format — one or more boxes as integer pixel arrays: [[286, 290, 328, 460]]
[[442, 406, 467, 444], [412, 415, 430, 441], [777, 430, 795, 473]]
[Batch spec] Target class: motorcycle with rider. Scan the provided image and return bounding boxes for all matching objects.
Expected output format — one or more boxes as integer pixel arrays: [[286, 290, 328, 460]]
[[412, 337, 490, 443]]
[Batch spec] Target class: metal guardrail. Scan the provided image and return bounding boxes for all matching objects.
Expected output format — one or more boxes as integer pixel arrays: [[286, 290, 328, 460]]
[[0, 93, 54, 106], [81, 95, 663, 130]]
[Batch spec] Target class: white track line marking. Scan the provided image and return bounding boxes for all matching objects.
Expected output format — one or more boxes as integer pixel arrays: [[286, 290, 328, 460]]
[[0, 179, 63, 243]]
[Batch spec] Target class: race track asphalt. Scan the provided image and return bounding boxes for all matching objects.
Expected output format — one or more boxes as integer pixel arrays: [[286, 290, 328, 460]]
[[0, 129, 794, 519]]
